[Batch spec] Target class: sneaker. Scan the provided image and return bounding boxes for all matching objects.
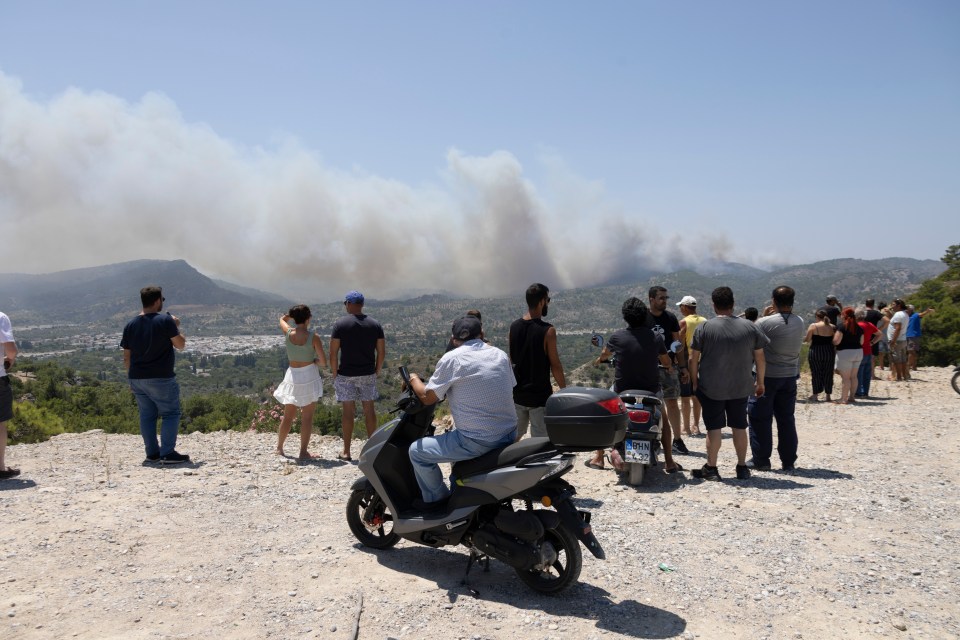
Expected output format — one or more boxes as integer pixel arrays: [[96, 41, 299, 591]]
[[746, 459, 771, 471], [158, 451, 191, 465], [781, 462, 796, 471], [144, 454, 160, 464], [672, 438, 690, 455], [735, 465, 751, 480], [691, 464, 721, 481]]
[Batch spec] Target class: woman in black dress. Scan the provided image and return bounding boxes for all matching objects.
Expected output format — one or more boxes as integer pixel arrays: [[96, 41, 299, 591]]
[[804, 309, 835, 402]]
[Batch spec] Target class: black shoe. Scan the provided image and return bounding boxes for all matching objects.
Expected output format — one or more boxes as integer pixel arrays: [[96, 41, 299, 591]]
[[781, 462, 796, 471], [412, 498, 448, 515], [672, 438, 690, 455], [158, 451, 191, 465], [747, 459, 771, 471], [691, 464, 721, 481], [736, 465, 751, 480], [144, 454, 160, 464]]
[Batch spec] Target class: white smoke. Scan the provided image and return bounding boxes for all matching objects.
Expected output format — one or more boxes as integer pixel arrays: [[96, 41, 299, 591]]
[[0, 71, 746, 299]]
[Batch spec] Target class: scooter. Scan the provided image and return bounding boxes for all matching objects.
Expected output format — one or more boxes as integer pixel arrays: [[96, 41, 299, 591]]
[[615, 390, 663, 486], [346, 366, 626, 594], [952, 365, 960, 396]]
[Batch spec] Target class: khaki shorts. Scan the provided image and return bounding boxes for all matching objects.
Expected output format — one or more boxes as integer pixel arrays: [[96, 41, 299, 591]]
[[890, 341, 909, 364]]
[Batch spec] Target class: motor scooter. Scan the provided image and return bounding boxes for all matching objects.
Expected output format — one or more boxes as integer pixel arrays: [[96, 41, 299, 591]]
[[952, 365, 960, 396], [346, 366, 626, 594]]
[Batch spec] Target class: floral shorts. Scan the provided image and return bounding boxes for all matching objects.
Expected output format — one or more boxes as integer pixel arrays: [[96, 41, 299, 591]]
[[334, 373, 379, 402]]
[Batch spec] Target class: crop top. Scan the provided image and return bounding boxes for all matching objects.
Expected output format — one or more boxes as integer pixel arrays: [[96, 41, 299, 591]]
[[285, 329, 317, 362]]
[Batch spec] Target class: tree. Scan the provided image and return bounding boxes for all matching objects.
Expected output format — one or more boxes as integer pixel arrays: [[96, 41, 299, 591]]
[[907, 245, 960, 366]]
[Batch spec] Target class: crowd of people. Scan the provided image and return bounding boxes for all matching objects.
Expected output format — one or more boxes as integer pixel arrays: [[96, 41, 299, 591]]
[[0, 282, 936, 495]]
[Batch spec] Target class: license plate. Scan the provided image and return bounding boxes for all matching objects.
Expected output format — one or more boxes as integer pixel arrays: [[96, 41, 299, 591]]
[[624, 439, 651, 464]]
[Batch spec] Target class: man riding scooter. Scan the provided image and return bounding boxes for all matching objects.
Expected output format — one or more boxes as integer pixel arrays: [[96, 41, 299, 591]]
[[405, 315, 518, 513]]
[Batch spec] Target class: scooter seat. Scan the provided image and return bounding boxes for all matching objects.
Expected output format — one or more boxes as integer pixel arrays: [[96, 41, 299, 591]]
[[451, 437, 555, 479]]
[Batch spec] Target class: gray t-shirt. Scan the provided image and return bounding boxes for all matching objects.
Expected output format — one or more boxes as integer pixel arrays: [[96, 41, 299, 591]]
[[691, 315, 769, 400], [755, 312, 806, 378]]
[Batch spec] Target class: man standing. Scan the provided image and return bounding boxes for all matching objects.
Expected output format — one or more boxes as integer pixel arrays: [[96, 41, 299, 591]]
[[747, 287, 805, 471], [0, 311, 19, 479], [689, 287, 769, 481], [905, 304, 935, 372], [677, 296, 706, 437], [887, 299, 910, 382], [819, 295, 842, 326], [864, 299, 884, 381], [121, 287, 189, 464], [509, 283, 566, 440], [408, 316, 517, 513], [646, 286, 689, 457], [330, 290, 385, 461]]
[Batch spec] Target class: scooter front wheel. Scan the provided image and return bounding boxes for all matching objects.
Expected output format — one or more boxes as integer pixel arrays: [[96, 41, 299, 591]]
[[952, 370, 960, 396], [515, 522, 582, 594], [347, 487, 400, 549]]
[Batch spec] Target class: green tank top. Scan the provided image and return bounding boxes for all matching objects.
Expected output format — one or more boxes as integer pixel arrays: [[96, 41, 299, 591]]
[[285, 329, 317, 362]]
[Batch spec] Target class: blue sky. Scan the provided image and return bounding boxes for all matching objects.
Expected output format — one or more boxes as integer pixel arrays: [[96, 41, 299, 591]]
[[1, 1, 957, 298]]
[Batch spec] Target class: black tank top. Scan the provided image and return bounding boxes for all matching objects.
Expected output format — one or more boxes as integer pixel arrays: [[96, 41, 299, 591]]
[[811, 333, 833, 347], [509, 317, 553, 406]]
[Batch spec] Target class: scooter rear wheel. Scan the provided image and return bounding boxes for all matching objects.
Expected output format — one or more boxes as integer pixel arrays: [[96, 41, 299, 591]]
[[952, 371, 960, 396], [347, 488, 400, 549], [515, 522, 582, 594]]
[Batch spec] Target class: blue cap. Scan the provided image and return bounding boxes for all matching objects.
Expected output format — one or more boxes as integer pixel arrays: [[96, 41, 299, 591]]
[[344, 291, 364, 304]]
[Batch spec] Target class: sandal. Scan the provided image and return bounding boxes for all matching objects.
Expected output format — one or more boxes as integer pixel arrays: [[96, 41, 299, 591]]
[[665, 463, 684, 474], [336, 453, 352, 462], [583, 460, 605, 470], [0, 467, 21, 480]]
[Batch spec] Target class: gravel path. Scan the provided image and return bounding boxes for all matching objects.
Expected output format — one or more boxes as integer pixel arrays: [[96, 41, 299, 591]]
[[1, 367, 958, 639]]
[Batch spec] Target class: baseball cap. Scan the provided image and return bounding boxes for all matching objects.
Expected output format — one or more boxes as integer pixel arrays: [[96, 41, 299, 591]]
[[676, 295, 697, 307], [344, 290, 364, 304], [451, 315, 482, 341]]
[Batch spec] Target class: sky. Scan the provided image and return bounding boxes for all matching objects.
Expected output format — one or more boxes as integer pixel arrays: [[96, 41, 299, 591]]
[[1, 1, 958, 300]]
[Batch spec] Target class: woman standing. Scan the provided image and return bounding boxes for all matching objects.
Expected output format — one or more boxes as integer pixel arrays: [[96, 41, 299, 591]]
[[832, 307, 864, 404], [804, 309, 835, 402], [855, 307, 880, 399], [274, 304, 327, 459]]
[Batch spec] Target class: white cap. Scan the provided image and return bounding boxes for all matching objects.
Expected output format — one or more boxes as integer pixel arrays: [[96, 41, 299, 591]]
[[676, 295, 697, 307]]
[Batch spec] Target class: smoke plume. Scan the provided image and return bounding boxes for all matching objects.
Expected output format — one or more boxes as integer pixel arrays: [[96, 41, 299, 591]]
[[0, 71, 741, 300]]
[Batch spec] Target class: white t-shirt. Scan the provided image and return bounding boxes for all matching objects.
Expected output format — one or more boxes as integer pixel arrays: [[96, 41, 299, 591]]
[[0, 312, 14, 378], [888, 310, 909, 342]]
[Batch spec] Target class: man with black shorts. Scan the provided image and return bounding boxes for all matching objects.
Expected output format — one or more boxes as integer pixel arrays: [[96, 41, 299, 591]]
[[0, 311, 19, 479], [646, 286, 689, 458], [689, 287, 768, 481], [330, 290, 385, 460]]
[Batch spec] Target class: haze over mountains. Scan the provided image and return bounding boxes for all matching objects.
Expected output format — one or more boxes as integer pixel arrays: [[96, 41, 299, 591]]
[[0, 257, 945, 330]]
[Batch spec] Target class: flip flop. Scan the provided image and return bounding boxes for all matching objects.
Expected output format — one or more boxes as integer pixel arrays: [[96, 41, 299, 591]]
[[665, 463, 684, 474], [336, 453, 352, 462], [583, 460, 605, 470], [0, 467, 21, 479]]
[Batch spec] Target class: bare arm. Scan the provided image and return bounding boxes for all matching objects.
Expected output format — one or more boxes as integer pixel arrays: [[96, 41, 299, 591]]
[[753, 349, 766, 397], [313, 333, 328, 368], [123, 348, 131, 371], [919, 308, 935, 318], [803, 324, 815, 344], [688, 349, 700, 392], [407, 373, 440, 406], [169, 315, 185, 350], [594, 346, 613, 366], [375, 338, 386, 376], [671, 329, 689, 383], [329, 338, 340, 377], [279, 314, 293, 334], [3, 340, 18, 368], [544, 326, 566, 389]]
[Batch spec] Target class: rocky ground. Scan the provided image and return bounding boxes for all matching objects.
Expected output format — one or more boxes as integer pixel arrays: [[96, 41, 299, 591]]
[[1, 367, 958, 640]]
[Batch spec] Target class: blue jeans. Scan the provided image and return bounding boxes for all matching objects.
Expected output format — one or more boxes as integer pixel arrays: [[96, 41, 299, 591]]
[[856, 355, 873, 397], [130, 377, 182, 457], [747, 376, 798, 467], [409, 429, 516, 503]]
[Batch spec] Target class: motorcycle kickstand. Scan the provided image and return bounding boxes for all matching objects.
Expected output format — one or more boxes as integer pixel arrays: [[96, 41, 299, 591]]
[[461, 550, 491, 585]]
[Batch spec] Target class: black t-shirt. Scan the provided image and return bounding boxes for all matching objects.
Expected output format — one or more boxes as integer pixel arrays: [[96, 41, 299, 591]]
[[331, 314, 384, 376], [835, 322, 864, 351], [819, 305, 841, 326], [865, 309, 882, 326], [645, 310, 681, 360], [120, 313, 179, 379], [607, 327, 666, 393], [509, 317, 553, 406]]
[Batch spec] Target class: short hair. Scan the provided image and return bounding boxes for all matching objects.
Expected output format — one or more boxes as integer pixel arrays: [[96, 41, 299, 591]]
[[648, 286, 667, 300], [878, 301, 887, 310], [865, 298, 875, 307], [855, 306, 867, 321], [771, 286, 795, 308], [712, 286, 734, 311], [289, 304, 311, 325], [621, 297, 649, 328], [525, 283, 549, 309], [906, 304, 915, 313], [140, 286, 162, 308], [743, 307, 759, 322]]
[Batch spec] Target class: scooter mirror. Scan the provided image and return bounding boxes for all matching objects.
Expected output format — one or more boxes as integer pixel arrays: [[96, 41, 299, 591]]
[[591, 333, 604, 349], [398, 365, 411, 386], [669, 340, 683, 354]]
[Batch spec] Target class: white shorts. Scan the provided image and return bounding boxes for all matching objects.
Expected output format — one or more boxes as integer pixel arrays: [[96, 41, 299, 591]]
[[835, 349, 863, 373], [273, 365, 323, 407]]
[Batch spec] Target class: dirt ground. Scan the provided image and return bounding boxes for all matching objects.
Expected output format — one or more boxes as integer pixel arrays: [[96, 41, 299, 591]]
[[1, 366, 958, 640]]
